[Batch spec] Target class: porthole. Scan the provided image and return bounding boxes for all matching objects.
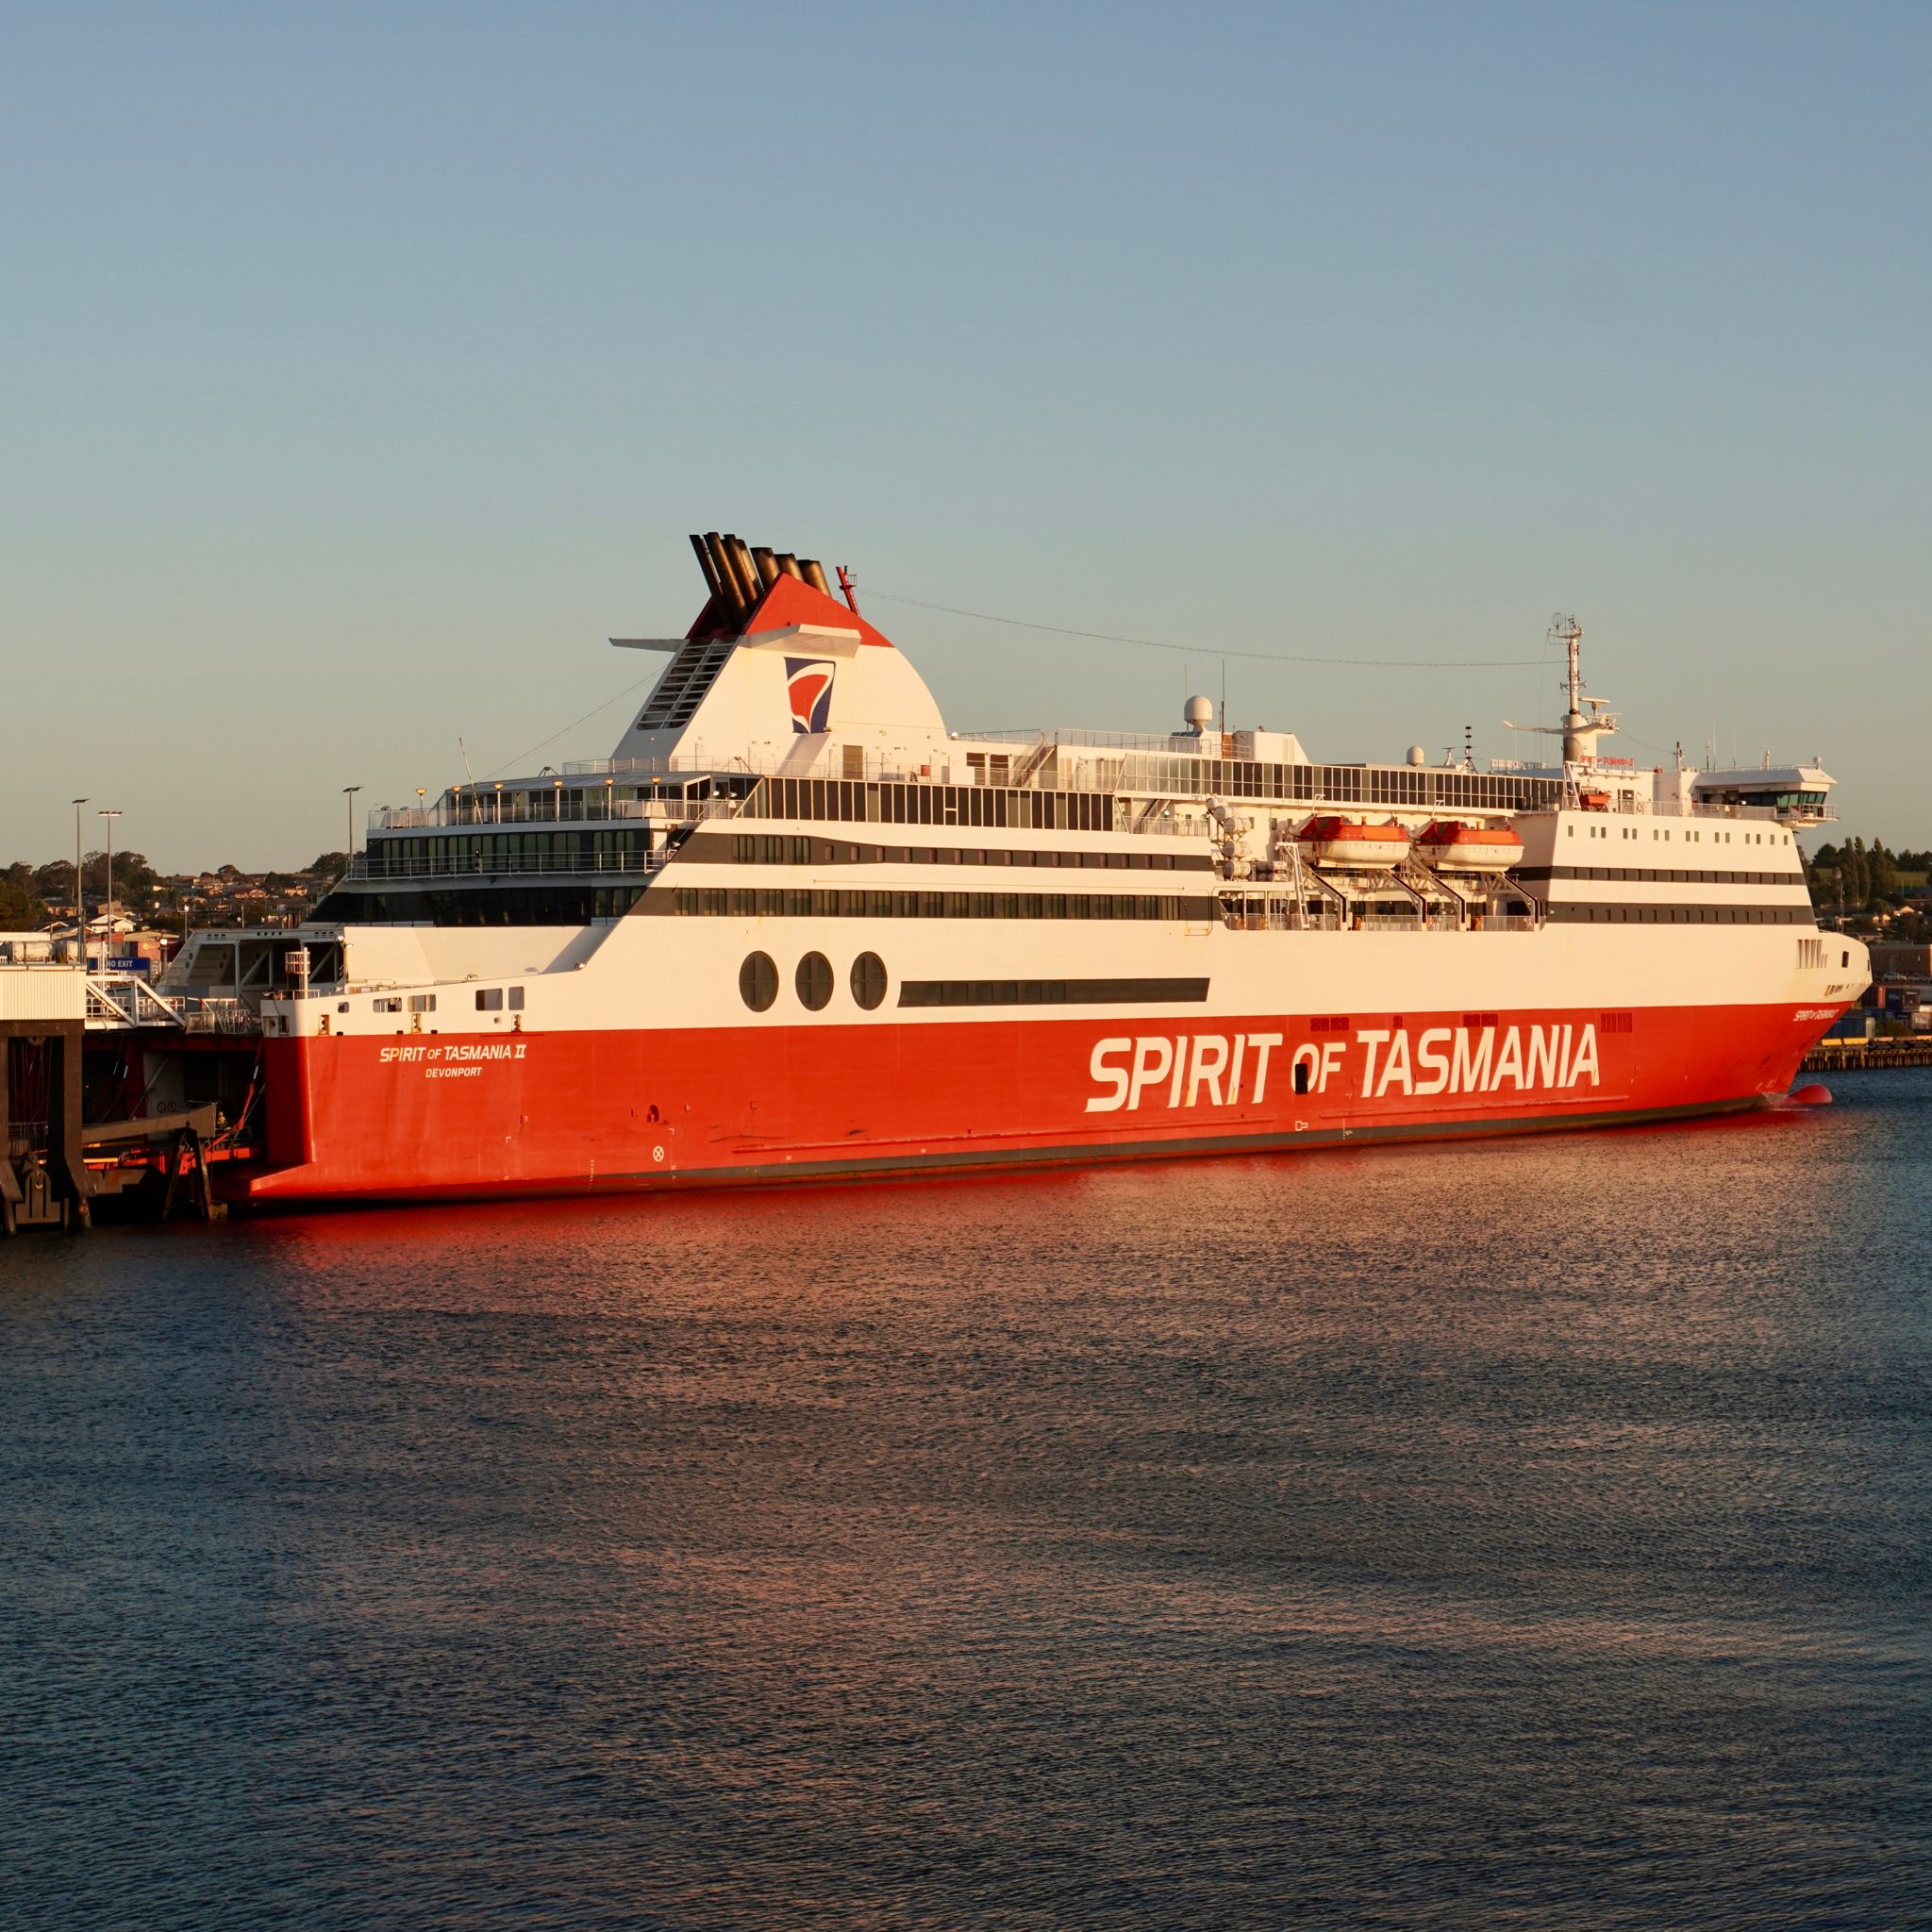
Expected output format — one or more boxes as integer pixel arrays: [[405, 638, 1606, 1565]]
[[795, 951, 833, 1011], [850, 952, 888, 1011], [739, 952, 778, 1012]]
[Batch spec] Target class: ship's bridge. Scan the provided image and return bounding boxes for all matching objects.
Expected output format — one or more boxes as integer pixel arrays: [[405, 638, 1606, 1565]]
[[1690, 764, 1837, 825]]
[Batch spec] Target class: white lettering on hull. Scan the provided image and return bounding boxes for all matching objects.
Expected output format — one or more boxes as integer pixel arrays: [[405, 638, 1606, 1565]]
[[1086, 1024, 1600, 1113], [1087, 1032, 1284, 1113]]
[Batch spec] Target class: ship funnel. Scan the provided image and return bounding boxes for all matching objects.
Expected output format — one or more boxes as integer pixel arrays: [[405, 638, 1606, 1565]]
[[690, 537, 845, 631]]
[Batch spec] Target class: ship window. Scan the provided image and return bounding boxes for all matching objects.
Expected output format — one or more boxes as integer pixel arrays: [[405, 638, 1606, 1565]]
[[408, 993, 437, 1013], [795, 951, 833, 1011], [508, 986, 525, 1010], [740, 952, 778, 1012], [475, 988, 503, 1010], [850, 952, 888, 1011], [374, 996, 402, 1013]]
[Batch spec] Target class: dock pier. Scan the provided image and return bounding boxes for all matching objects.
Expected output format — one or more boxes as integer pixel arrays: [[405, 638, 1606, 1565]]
[[1800, 1038, 1932, 1074], [2, 963, 244, 1234]]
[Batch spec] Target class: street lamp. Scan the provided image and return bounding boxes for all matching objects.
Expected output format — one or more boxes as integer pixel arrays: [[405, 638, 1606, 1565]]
[[97, 808, 123, 956], [343, 785, 362, 858], [71, 797, 87, 952]]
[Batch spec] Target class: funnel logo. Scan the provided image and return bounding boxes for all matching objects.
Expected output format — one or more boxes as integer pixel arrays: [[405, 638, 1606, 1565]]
[[785, 657, 836, 734]]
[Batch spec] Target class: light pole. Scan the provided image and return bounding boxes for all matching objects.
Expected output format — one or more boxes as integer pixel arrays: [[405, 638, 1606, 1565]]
[[71, 797, 87, 952], [343, 785, 362, 858], [97, 808, 122, 958]]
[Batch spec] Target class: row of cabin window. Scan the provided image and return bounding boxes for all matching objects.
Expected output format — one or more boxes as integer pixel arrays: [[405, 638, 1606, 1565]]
[[313, 884, 646, 925], [746, 778, 1114, 830], [371, 829, 653, 869], [722, 834, 1208, 872], [1522, 865, 1802, 886], [1543, 903, 1813, 924], [1574, 824, 1790, 844], [367, 987, 525, 1014], [670, 888, 1210, 921], [1112, 758, 1565, 811]]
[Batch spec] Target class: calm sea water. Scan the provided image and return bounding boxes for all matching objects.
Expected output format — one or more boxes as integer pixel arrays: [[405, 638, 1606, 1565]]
[[4, 1074, 1930, 1931]]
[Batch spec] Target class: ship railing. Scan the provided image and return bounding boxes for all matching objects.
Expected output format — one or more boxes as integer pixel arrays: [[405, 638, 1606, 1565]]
[[82, 977, 261, 1032], [373, 797, 658, 831], [84, 973, 187, 1029], [1688, 801, 1785, 822], [1213, 905, 1540, 935], [180, 997, 260, 1034], [1213, 908, 1545, 931], [959, 727, 1180, 754]]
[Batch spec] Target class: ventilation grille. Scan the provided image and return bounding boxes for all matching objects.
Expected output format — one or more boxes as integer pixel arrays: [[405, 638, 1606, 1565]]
[[634, 636, 738, 732]]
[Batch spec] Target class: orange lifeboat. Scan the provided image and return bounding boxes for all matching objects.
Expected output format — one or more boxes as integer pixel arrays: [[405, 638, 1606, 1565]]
[[1298, 815, 1411, 868], [1413, 819, 1524, 872]]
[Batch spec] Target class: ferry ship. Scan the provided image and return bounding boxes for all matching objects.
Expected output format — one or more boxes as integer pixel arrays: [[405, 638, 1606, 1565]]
[[151, 534, 1867, 1206]]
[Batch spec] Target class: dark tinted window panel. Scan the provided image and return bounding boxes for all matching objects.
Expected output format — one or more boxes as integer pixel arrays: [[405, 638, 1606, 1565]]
[[897, 976, 1209, 1008]]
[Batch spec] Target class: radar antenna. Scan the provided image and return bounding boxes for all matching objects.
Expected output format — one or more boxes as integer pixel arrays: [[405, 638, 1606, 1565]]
[[1502, 612, 1619, 765], [1549, 613, 1584, 724]]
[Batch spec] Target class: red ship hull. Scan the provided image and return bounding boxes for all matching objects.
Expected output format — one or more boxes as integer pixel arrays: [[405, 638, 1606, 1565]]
[[236, 999, 1840, 1206]]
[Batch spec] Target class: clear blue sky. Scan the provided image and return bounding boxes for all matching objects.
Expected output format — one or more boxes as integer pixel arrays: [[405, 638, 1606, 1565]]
[[6, 1, 1926, 870]]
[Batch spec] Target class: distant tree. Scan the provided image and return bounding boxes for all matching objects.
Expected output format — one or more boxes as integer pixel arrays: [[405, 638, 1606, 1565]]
[[0, 873, 42, 927], [78, 850, 156, 915], [310, 851, 349, 877], [34, 858, 75, 902], [1871, 841, 1899, 907]]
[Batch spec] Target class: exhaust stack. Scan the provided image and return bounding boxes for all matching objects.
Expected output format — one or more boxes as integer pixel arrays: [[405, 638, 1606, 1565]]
[[688, 536, 853, 631], [689, 533, 724, 603]]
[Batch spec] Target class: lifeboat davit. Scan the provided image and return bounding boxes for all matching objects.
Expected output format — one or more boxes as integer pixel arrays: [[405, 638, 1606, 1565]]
[[1413, 819, 1524, 872], [1299, 815, 1411, 869]]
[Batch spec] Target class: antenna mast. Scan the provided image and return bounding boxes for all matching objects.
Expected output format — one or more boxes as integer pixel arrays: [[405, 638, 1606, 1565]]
[[1550, 613, 1583, 727]]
